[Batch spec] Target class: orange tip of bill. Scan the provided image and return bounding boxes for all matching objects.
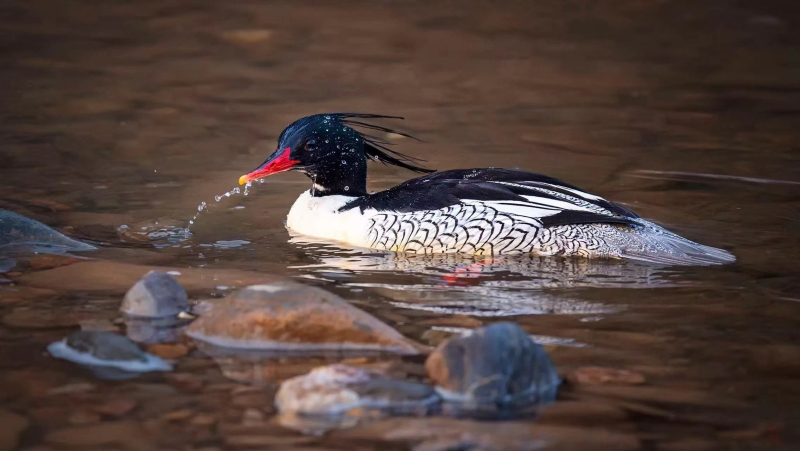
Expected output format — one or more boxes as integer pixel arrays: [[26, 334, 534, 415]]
[[238, 175, 248, 186]]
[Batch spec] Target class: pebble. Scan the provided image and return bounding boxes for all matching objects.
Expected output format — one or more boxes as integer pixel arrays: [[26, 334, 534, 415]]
[[147, 344, 189, 359], [275, 364, 440, 416], [425, 322, 560, 408], [221, 29, 272, 44], [162, 409, 194, 421], [47, 331, 172, 373], [92, 399, 138, 417], [190, 413, 216, 426], [121, 271, 188, 318], [186, 283, 422, 354], [47, 382, 96, 396]]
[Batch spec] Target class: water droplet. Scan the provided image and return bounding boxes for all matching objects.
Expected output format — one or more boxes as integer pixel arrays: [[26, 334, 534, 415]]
[[344, 186, 349, 191], [325, 139, 329, 144], [341, 160, 347, 165]]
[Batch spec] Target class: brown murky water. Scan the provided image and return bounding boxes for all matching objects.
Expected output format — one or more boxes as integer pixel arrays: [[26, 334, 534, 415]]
[[2, 0, 800, 449]]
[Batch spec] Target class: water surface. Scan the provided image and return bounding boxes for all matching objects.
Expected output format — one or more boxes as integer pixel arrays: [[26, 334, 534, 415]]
[[1, 0, 799, 449]]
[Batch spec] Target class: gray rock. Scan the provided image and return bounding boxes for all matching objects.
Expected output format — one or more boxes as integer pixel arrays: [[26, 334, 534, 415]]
[[0, 208, 95, 254], [124, 318, 183, 344], [65, 331, 147, 362], [47, 331, 172, 375], [425, 323, 560, 408], [121, 271, 188, 318]]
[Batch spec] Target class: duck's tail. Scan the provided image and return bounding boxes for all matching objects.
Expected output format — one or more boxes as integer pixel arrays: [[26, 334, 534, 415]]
[[618, 219, 736, 266]]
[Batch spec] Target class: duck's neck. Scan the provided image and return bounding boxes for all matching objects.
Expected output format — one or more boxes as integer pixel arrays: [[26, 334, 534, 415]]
[[307, 160, 368, 197]]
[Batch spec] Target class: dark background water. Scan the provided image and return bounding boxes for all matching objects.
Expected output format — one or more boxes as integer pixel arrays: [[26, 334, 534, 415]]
[[1, 0, 799, 450]]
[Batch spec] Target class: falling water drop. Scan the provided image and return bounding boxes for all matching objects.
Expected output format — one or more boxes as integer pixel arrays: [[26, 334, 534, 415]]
[[187, 182, 256, 232]]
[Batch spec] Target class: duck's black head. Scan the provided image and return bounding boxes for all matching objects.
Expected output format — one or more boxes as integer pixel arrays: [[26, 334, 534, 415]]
[[239, 113, 433, 197]]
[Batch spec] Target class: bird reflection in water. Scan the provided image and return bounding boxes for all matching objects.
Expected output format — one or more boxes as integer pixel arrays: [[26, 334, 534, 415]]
[[289, 234, 692, 317]]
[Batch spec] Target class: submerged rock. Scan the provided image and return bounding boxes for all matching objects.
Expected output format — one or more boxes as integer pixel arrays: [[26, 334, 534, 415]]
[[124, 319, 185, 344], [48, 331, 172, 377], [120, 271, 188, 319], [425, 323, 560, 409], [275, 364, 439, 417], [0, 208, 95, 254], [17, 260, 283, 293], [185, 283, 421, 354]]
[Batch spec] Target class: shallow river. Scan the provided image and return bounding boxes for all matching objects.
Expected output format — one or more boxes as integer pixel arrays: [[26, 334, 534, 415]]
[[1, 0, 799, 450]]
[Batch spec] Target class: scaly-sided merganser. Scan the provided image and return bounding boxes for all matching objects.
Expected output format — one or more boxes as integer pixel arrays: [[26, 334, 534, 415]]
[[238, 113, 735, 265]]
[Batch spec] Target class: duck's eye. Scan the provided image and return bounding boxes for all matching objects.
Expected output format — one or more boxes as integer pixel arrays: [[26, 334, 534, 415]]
[[304, 139, 318, 151]]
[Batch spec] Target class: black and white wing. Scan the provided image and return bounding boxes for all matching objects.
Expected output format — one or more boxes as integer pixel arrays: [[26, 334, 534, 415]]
[[340, 169, 638, 255], [346, 168, 638, 227]]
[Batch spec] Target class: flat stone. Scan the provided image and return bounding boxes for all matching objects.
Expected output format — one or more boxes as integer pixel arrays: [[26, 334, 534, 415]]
[[275, 364, 440, 416], [425, 322, 560, 407], [47, 331, 172, 373], [186, 283, 422, 354], [121, 271, 188, 318], [92, 399, 138, 417], [0, 208, 95, 254], [0, 408, 29, 451], [17, 260, 284, 293]]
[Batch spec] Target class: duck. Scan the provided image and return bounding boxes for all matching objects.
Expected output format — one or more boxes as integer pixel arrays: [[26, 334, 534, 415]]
[[238, 113, 735, 265]]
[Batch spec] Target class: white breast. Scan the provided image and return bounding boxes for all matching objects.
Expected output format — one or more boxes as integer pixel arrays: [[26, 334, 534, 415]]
[[286, 190, 376, 247]]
